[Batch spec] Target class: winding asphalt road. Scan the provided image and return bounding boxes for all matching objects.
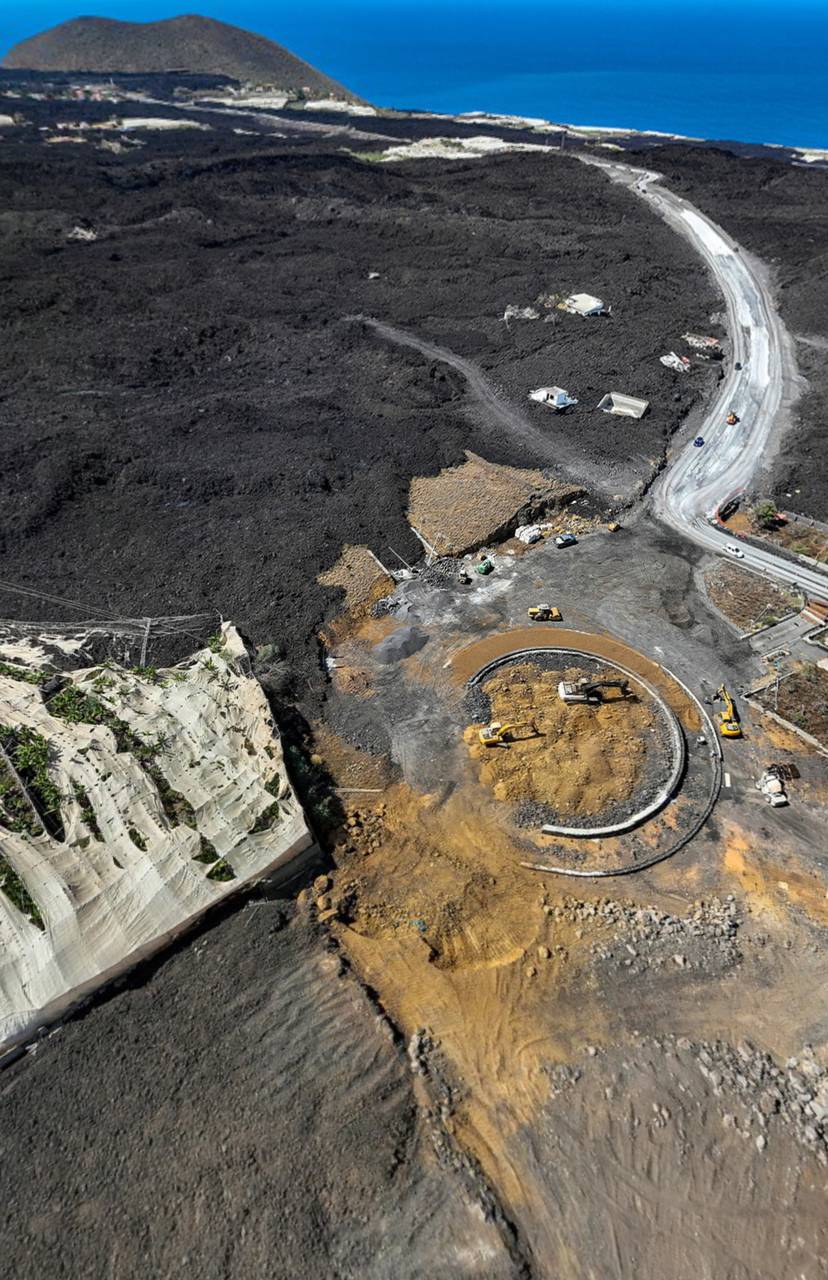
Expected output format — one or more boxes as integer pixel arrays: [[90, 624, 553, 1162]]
[[583, 156, 828, 599]]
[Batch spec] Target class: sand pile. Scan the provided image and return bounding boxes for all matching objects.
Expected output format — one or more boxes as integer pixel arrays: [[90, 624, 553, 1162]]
[[466, 662, 656, 819]]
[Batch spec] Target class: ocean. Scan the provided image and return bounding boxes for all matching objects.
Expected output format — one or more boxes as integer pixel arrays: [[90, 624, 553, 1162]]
[[3, 0, 828, 148]]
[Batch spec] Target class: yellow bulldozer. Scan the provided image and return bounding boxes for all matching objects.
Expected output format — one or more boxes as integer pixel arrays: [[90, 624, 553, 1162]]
[[527, 604, 561, 622], [714, 684, 742, 738], [478, 720, 538, 747]]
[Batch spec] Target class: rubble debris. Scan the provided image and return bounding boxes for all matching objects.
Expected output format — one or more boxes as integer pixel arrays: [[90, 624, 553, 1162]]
[[683, 332, 722, 354], [515, 524, 542, 544], [528, 385, 578, 410], [597, 392, 650, 419], [756, 765, 789, 807], [549, 895, 741, 974], [660, 351, 691, 373], [503, 304, 541, 322]]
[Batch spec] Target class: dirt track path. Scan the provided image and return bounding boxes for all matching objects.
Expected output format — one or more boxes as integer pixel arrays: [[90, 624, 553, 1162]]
[[355, 314, 591, 481]]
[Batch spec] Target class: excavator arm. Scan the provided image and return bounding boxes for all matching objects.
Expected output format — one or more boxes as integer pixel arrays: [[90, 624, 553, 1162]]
[[558, 677, 631, 704]]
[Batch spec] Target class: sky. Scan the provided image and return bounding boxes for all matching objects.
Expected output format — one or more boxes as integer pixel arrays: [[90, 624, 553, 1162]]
[[2, 1, 827, 145]]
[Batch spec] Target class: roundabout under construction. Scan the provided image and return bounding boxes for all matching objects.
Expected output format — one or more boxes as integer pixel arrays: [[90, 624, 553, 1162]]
[[323, 589, 723, 879], [452, 628, 721, 876]]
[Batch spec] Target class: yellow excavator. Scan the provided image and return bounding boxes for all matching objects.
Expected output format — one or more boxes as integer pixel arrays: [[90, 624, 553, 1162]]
[[478, 720, 538, 747], [714, 684, 742, 738], [527, 604, 561, 622]]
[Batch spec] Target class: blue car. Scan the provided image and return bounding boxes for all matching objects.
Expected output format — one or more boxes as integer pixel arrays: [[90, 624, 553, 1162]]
[[693, 436, 705, 448]]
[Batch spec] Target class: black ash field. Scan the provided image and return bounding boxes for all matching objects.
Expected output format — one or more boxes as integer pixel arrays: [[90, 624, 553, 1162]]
[[3, 67, 828, 1280], [0, 96, 721, 698]]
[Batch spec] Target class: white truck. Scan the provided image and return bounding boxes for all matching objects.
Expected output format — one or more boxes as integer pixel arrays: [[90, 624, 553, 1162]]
[[756, 767, 789, 807]]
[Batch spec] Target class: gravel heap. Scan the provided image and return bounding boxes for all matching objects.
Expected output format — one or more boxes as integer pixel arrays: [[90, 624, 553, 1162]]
[[549, 894, 741, 974], [546, 1033, 828, 1165]]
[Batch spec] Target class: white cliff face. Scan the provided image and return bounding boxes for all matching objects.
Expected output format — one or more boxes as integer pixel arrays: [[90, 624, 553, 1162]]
[[0, 623, 312, 1052]]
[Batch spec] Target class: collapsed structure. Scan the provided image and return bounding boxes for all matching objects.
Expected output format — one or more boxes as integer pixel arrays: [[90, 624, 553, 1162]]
[[0, 623, 312, 1053], [561, 292, 609, 317], [597, 392, 650, 419], [528, 386, 578, 411], [660, 351, 692, 373]]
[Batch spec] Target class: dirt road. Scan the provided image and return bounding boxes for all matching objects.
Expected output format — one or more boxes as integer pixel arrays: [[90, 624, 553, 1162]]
[[355, 316, 601, 488]]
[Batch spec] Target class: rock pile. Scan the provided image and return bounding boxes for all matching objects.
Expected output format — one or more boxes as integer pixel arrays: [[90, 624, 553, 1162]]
[[336, 805, 387, 859], [692, 1037, 828, 1162], [547, 1034, 828, 1165], [547, 894, 741, 973]]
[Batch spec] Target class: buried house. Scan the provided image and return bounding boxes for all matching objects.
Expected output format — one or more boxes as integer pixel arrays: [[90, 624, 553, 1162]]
[[562, 292, 609, 317], [597, 391, 650, 419], [528, 386, 578, 411]]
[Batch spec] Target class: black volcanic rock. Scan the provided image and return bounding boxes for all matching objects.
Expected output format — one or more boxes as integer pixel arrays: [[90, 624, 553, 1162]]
[[2, 14, 359, 98]]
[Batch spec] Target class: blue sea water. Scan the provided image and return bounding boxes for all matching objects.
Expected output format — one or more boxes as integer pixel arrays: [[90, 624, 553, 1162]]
[[2, 0, 828, 148]]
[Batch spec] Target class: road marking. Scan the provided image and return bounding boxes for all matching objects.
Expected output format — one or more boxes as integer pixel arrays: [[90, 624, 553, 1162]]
[[724, 772, 732, 788]]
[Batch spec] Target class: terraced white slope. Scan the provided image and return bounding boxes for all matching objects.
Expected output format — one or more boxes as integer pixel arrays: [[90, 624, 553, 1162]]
[[0, 624, 312, 1052]]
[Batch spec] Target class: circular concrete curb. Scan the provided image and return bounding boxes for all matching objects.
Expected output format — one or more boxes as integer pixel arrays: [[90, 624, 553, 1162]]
[[468, 646, 685, 838], [468, 644, 723, 878]]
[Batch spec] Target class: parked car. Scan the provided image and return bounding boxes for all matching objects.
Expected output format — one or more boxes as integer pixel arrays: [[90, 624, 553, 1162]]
[[693, 436, 705, 448], [555, 533, 578, 548], [725, 543, 745, 559]]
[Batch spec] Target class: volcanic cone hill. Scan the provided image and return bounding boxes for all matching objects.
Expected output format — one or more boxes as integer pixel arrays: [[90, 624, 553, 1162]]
[[1, 14, 360, 99]]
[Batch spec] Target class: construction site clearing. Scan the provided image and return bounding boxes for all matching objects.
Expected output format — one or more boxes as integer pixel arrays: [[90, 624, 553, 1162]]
[[464, 658, 677, 830]]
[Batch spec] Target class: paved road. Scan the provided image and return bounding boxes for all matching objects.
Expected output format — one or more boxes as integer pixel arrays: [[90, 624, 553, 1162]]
[[583, 157, 828, 601]]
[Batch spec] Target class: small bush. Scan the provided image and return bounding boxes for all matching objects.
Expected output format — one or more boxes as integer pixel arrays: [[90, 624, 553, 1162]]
[[207, 858, 236, 882], [0, 661, 48, 686], [73, 784, 102, 841], [0, 855, 44, 928], [194, 836, 219, 864]]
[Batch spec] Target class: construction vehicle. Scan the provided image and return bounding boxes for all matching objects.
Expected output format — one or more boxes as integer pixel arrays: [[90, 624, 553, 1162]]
[[713, 684, 742, 738], [756, 766, 788, 807], [478, 720, 538, 747], [475, 556, 494, 576], [527, 604, 561, 622], [726, 411, 739, 426], [607, 521, 621, 532], [557, 677, 630, 704]]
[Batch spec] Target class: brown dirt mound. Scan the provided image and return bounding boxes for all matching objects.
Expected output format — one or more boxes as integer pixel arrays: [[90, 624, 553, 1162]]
[[408, 452, 581, 556], [466, 662, 655, 817], [318, 544, 394, 612]]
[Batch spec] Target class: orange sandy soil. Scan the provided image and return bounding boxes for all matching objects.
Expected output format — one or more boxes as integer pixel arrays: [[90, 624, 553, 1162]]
[[451, 626, 702, 731], [304, 765, 828, 1277], [307, 595, 828, 1275], [466, 661, 656, 817]]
